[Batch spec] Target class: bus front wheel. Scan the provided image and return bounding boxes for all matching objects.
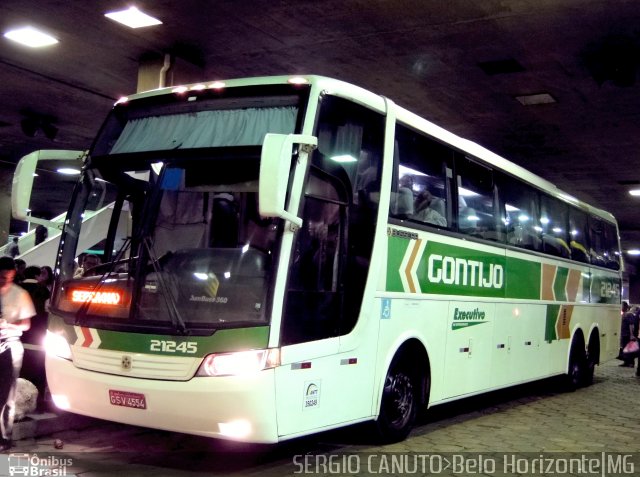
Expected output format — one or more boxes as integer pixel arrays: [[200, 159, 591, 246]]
[[375, 359, 417, 442]]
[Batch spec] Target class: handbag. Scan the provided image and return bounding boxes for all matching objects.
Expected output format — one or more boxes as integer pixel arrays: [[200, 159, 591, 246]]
[[622, 340, 639, 356]]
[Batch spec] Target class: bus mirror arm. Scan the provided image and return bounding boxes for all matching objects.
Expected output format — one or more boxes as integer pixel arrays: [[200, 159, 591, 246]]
[[259, 133, 318, 228], [11, 149, 87, 230]]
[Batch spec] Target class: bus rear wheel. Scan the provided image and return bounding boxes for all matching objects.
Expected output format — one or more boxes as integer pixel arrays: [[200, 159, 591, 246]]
[[564, 337, 586, 391], [375, 360, 417, 442], [582, 334, 600, 387]]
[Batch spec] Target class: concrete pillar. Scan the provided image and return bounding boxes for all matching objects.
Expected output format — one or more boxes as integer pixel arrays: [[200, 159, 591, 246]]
[[0, 162, 13, 245], [137, 53, 204, 93], [627, 262, 640, 304]]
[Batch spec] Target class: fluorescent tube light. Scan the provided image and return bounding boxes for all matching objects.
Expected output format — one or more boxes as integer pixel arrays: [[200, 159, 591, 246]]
[[57, 168, 80, 175], [105, 7, 162, 29], [4, 26, 58, 47]]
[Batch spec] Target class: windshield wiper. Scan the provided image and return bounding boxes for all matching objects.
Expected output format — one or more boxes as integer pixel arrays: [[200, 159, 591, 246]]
[[141, 236, 188, 335], [124, 162, 188, 335]]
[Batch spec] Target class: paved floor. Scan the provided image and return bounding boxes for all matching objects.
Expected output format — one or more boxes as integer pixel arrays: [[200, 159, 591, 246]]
[[1, 359, 639, 476]]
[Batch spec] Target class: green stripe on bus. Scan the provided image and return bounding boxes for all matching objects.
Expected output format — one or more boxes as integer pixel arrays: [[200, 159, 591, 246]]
[[545, 305, 560, 342], [98, 326, 270, 355], [387, 236, 543, 300], [387, 235, 409, 292], [416, 241, 506, 298], [48, 314, 270, 356], [554, 267, 569, 302], [504, 256, 541, 299]]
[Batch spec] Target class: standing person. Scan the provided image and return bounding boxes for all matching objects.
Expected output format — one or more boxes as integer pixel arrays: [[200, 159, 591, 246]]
[[0, 256, 36, 451], [39, 266, 54, 294], [34, 225, 48, 246], [632, 306, 640, 377], [5, 237, 19, 258], [19, 266, 51, 408], [619, 301, 637, 367], [13, 259, 26, 285]]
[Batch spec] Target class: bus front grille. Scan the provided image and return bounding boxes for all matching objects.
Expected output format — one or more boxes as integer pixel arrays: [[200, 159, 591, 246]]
[[71, 346, 201, 381]]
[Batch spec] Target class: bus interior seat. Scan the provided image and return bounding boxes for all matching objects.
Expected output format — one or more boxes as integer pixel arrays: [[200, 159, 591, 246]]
[[509, 227, 542, 251], [458, 206, 476, 233], [390, 186, 414, 219], [570, 241, 589, 263], [542, 236, 570, 258]]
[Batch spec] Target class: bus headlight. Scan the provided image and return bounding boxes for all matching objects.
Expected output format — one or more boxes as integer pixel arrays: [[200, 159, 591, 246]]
[[196, 348, 280, 377], [44, 331, 72, 360], [218, 419, 252, 438]]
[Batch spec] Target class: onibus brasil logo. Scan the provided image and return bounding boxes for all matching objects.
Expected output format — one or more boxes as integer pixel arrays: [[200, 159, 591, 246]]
[[5, 453, 72, 476]]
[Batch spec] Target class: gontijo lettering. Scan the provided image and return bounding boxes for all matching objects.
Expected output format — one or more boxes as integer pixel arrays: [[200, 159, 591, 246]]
[[428, 255, 504, 289]]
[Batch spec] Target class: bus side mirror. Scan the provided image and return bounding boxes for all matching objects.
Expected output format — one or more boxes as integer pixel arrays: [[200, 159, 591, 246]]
[[259, 133, 317, 227], [12, 149, 86, 230]]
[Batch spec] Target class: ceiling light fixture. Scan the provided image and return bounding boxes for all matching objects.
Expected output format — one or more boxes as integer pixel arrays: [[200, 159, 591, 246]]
[[104, 7, 162, 29], [515, 93, 557, 106], [4, 26, 58, 47], [629, 189, 640, 196], [57, 168, 80, 175], [330, 155, 357, 163], [627, 249, 640, 256]]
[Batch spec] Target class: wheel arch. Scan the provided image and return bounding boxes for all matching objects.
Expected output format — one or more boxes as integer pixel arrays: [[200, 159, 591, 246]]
[[374, 335, 431, 416], [567, 327, 586, 363], [586, 325, 601, 364]]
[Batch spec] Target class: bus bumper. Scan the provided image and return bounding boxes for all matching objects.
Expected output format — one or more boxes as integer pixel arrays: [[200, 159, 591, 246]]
[[45, 355, 279, 443]]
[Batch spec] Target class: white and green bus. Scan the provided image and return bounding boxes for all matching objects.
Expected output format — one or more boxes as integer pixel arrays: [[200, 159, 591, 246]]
[[13, 75, 622, 443]]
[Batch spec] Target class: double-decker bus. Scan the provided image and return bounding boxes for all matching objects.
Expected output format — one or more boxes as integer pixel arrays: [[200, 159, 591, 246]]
[[12, 75, 621, 443]]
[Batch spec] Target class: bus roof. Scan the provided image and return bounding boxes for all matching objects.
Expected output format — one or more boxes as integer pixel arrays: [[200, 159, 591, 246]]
[[119, 75, 617, 225]]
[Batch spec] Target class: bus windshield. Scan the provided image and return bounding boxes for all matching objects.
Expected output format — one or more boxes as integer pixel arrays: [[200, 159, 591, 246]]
[[51, 85, 309, 335]]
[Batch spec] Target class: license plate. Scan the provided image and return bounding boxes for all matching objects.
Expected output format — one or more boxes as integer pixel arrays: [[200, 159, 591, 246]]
[[109, 390, 147, 409]]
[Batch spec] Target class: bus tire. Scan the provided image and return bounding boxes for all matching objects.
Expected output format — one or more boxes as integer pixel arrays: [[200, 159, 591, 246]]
[[375, 357, 417, 443], [564, 334, 586, 391], [582, 332, 600, 387]]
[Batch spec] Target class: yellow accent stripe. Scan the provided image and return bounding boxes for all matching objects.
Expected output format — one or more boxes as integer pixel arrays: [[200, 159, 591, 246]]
[[405, 239, 422, 293], [556, 305, 573, 339], [542, 264, 556, 301], [566, 269, 582, 302]]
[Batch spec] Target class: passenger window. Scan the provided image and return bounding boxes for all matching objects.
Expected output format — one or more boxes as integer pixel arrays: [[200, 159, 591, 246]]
[[589, 217, 610, 268], [391, 124, 452, 228], [539, 195, 570, 258], [456, 156, 498, 240], [590, 219, 620, 270], [604, 221, 620, 269], [569, 208, 590, 263], [498, 175, 541, 252]]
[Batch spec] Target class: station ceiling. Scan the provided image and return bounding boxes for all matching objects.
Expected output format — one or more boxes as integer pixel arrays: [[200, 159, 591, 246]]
[[2, 0, 640, 256]]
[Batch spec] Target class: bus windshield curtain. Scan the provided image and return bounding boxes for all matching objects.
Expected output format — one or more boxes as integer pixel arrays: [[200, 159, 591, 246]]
[[109, 106, 298, 154]]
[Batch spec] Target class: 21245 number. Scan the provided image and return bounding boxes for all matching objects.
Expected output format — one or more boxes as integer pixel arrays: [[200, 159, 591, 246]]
[[149, 340, 198, 354]]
